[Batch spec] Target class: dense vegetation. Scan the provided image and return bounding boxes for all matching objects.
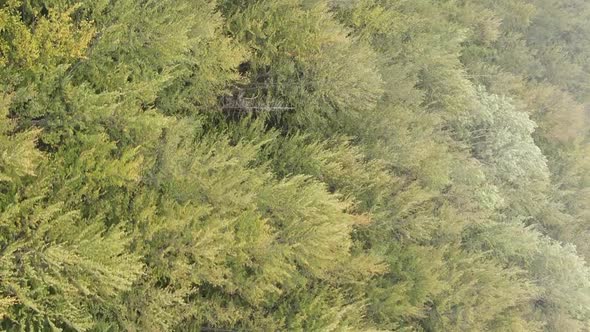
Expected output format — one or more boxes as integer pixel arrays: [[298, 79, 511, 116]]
[[0, 0, 589, 331]]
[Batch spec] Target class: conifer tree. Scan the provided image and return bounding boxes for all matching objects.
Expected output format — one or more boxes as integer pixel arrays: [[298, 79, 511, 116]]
[[0, 0, 589, 331]]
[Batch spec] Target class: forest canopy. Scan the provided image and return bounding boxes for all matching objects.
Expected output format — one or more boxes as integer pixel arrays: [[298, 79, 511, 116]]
[[0, 0, 589, 331]]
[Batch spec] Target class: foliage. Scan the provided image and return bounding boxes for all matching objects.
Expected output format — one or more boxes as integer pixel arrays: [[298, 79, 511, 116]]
[[0, 0, 588, 331]]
